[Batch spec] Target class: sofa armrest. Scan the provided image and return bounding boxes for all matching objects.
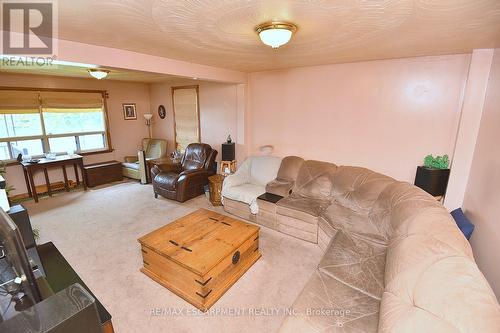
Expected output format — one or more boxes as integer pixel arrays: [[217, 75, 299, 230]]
[[124, 156, 138, 163], [266, 179, 295, 197]]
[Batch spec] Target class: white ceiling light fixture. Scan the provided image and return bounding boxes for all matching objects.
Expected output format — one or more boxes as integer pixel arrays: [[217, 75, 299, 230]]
[[255, 21, 297, 49], [88, 69, 110, 80]]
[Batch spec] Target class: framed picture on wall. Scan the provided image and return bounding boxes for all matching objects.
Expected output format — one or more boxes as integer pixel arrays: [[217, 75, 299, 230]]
[[123, 103, 137, 120]]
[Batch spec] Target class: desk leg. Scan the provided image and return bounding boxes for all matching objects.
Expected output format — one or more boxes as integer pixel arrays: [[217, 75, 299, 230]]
[[23, 168, 32, 198], [28, 169, 38, 203], [43, 168, 52, 196], [79, 160, 87, 191], [74, 163, 80, 186], [62, 165, 69, 192]]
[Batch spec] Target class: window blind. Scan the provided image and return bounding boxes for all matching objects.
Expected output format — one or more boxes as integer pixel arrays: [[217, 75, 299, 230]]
[[0, 90, 39, 114], [40, 91, 103, 109]]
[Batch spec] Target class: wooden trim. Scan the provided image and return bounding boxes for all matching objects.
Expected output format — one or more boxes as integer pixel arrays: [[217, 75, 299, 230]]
[[102, 93, 113, 151], [0, 86, 107, 94], [171, 85, 201, 152]]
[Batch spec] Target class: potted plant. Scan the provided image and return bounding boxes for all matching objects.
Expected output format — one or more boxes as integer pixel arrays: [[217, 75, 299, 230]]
[[414, 154, 451, 196]]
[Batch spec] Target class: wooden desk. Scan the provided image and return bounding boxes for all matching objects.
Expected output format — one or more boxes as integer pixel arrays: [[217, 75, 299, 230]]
[[146, 157, 181, 183], [21, 155, 87, 203]]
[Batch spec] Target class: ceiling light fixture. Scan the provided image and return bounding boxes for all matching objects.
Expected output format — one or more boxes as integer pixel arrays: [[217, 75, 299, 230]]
[[88, 69, 110, 80], [255, 21, 297, 49]]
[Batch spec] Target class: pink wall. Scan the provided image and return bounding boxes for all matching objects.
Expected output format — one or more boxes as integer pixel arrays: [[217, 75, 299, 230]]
[[0, 73, 151, 195], [247, 54, 470, 182], [149, 80, 244, 165], [463, 49, 500, 299]]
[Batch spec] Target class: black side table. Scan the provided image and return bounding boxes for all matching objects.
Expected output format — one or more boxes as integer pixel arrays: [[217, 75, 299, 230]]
[[257, 192, 284, 204]]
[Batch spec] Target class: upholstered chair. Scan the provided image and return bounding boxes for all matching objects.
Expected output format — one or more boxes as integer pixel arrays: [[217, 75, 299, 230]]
[[151, 143, 217, 202], [122, 138, 167, 184]]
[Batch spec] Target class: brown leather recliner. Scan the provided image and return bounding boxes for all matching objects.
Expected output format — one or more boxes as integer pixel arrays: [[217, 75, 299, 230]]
[[151, 143, 217, 202]]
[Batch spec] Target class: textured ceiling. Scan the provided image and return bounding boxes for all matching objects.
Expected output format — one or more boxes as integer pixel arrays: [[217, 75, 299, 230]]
[[0, 63, 182, 83], [40, 1, 500, 71]]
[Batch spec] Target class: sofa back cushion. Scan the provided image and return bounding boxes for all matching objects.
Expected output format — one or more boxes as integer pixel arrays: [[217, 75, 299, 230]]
[[248, 155, 282, 186], [331, 166, 394, 214], [276, 156, 305, 181], [292, 160, 338, 200]]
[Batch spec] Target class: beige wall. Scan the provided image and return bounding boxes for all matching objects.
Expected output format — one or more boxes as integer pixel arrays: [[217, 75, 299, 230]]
[[248, 54, 470, 182], [149, 80, 242, 165], [463, 49, 500, 298], [0, 73, 151, 195]]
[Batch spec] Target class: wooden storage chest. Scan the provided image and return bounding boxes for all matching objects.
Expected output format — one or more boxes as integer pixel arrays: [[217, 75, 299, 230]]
[[83, 161, 122, 188], [138, 209, 261, 311]]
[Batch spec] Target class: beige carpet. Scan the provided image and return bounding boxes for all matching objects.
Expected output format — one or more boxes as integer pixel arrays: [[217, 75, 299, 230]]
[[23, 181, 322, 333]]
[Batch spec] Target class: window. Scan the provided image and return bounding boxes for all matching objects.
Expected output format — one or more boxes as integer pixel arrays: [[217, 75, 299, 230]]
[[0, 89, 110, 161]]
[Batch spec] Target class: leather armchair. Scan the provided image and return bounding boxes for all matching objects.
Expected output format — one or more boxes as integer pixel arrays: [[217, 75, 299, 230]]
[[152, 143, 217, 202], [122, 138, 167, 184]]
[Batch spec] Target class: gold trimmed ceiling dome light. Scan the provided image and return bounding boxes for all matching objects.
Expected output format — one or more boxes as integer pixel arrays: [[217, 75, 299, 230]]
[[255, 21, 297, 49], [88, 69, 110, 80]]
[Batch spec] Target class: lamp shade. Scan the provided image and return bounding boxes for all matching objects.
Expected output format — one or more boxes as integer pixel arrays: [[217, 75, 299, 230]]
[[87, 69, 109, 80], [255, 22, 297, 49], [143, 113, 153, 120]]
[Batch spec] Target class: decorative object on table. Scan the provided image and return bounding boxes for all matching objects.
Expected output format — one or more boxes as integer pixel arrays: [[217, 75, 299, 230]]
[[44, 152, 56, 160], [414, 154, 451, 197], [28, 159, 40, 164], [122, 103, 137, 120], [221, 137, 236, 174], [143, 113, 153, 138], [16, 153, 22, 162], [157, 105, 166, 119], [424, 154, 449, 169], [450, 208, 475, 240], [208, 174, 225, 206]]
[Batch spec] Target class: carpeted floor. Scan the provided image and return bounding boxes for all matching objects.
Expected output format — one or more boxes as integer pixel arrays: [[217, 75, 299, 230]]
[[23, 181, 322, 333]]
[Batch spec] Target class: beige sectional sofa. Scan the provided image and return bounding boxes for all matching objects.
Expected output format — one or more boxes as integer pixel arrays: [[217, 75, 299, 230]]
[[222, 156, 500, 332]]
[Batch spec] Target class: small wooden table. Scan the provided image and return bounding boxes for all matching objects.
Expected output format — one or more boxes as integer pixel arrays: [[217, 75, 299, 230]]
[[138, 209, 261, 311], [21, 154, 87, 203], [146, 157, 181, 183]]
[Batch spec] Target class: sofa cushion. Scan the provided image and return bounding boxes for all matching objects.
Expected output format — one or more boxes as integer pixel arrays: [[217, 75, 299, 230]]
[[276, 196, 329, 224], [279, 268, 380, 333], [321, 202, 388, 245], [331, 166, 394, 214], [292, 160, 338, 200], [319, 230, 386, 300], [121, 162, 139, 170], [222, 183, 266, 213]]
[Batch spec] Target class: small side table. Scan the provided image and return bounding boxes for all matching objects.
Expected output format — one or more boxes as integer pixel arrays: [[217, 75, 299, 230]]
[[220, 160, 236, 174], [208, 174, 225, 206]]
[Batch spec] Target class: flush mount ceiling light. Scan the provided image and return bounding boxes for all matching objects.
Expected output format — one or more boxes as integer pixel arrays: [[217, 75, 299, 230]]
[[255, 21, 297, 49], [88, 69, 110, 80]]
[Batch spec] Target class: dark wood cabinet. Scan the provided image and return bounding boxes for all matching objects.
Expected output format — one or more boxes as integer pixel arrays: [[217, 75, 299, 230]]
[[84, 161, 122, 187]]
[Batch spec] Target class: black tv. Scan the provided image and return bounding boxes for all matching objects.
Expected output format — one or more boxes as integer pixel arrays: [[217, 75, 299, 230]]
[[0, 209, 41, 321]]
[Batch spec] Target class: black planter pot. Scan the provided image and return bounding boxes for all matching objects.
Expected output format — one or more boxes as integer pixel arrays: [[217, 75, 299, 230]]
[[414, 166, 450, 197]]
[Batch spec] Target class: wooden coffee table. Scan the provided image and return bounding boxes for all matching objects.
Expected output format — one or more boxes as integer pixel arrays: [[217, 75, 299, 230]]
[[138, 209, 261, 311]]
